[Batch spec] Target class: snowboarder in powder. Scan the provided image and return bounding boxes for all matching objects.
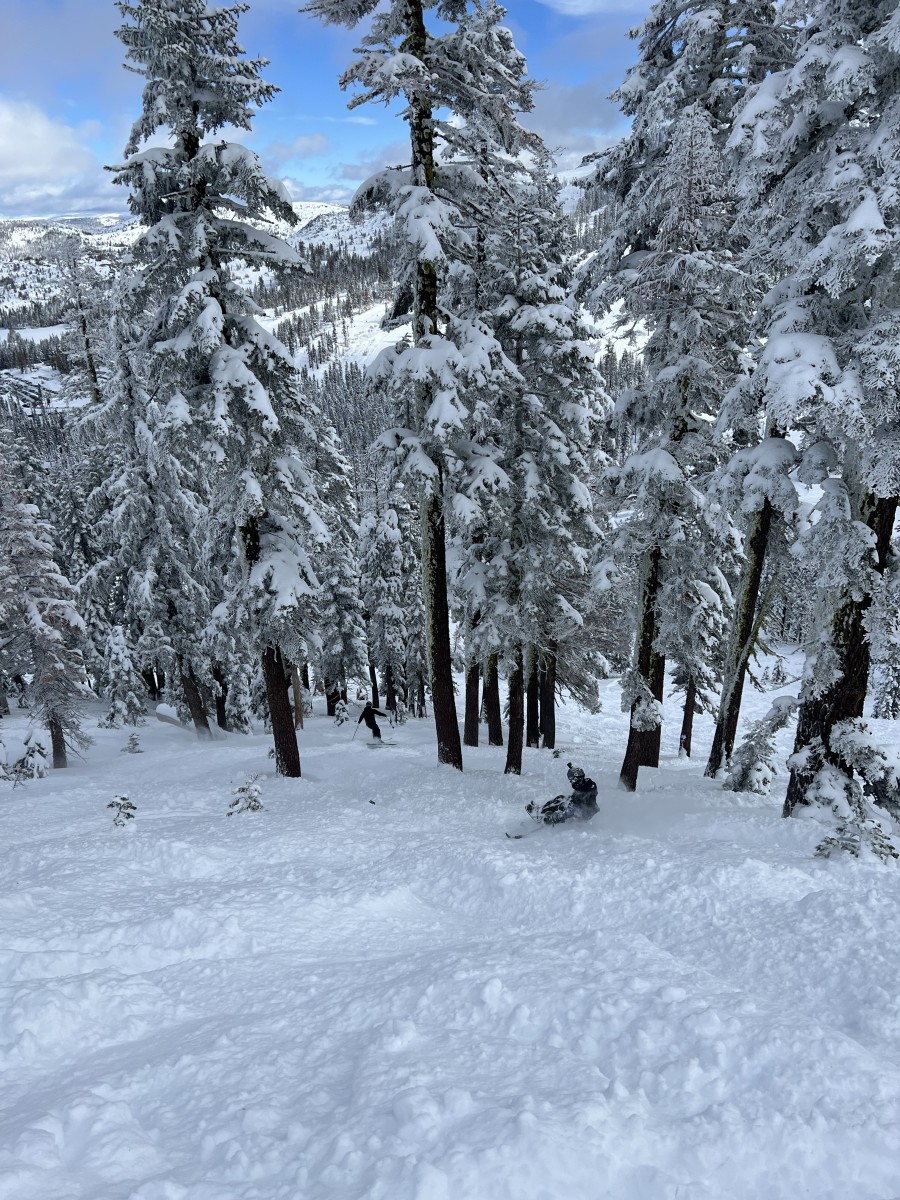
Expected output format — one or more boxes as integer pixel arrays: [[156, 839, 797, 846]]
[[358, 702, 387, 742], [525, 762, 599, 826]]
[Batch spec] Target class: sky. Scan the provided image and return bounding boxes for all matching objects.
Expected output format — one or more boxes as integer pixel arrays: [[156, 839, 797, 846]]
[[0, 0, 648, 219]]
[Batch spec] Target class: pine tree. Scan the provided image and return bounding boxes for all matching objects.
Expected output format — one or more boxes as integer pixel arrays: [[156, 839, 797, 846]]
[[728, 0, 900, 840], [0, 446, 91, 768], [112, 0, 342, 776], [98, 625, 147, 728], [303, 0, 538, 771]]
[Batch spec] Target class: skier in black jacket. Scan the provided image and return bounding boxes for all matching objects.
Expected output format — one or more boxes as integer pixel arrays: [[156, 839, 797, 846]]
[[525, 762, 598, 825], [358, 702, 387, 741]]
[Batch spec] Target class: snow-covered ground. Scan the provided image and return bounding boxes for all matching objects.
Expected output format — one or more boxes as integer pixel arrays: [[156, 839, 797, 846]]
[[2, 669, 900, 1200]]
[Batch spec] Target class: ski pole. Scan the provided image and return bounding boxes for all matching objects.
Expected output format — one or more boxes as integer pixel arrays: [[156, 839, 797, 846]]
[[351, 720, 360, 741]]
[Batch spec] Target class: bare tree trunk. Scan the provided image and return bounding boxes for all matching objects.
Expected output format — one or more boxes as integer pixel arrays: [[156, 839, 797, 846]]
[[679, 675, 696, 758], [620, 546, 664, 791], [369, 660, 380, 709], [0, 686, 9, 717], [212, 663, 229, 731], [421, 483, 463, 768], [385, 663, 398, 714], [179, 660, 211, 739], [706, 498, 774, 777], [416, 673, 426, 718], [784, 491, 897, 817], [525, 648, 540, 748], [464, 659, 480, 747], [302, 663, 311, 692], [291, 663, 304, 730], [48, 713, 67, 768], [504, 647, 524, 776], [325, 682, 340, 717], [484, 653, 503, 746], [262, 645, 301, 777], [141, 669, 160, 702], [540, 645, 557, 750]]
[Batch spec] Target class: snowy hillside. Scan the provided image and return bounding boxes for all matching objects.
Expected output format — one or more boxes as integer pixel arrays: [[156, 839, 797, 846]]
[[2, 668, 900, 1200]]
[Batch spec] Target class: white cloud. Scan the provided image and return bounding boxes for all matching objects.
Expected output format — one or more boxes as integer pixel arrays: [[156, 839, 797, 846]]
[[533, 0, 645, 13], [266, 133, 330, 164], [0, 97, 118, 217]]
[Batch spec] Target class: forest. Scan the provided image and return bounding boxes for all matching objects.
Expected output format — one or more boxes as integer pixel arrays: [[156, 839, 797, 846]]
[[2, 0, 900, 860]]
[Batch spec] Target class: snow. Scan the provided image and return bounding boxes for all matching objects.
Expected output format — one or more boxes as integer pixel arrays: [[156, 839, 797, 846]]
[[3, 663, 900, 1200]]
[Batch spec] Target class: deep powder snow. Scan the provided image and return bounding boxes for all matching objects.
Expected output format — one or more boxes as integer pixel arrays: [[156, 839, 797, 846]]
[[2, 671, 900, 1200]]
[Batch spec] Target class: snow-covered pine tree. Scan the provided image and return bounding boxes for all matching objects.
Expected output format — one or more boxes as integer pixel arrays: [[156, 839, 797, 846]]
[[359, 486, 411, 713], [303, 0, 538, 771], [98, 625, 147, 728], [728, 0, 900, 842], [0, 446, 91, 768], [449, 146, 606, 775], [592, 99, 745, 790], [85, 323, 215, 738], [112, 0, 339, 776]]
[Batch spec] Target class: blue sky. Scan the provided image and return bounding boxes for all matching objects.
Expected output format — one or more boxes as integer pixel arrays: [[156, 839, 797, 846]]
[[0, 0, 647, 218]]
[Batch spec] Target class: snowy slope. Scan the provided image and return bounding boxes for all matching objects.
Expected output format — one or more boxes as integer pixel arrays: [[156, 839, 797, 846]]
[[2, 666, 900, 1200]]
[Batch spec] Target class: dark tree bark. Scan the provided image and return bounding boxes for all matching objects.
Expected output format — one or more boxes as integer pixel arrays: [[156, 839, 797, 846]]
[[784, 491, 897, 817], [504, 648, 525, 776], [301, 662, 311, 692], [416, 673, 426, 718], [325, 682, 340, 717], [0, 686, 9, 717], [484, 653, 503, 746], [48, 713, 67, 768], [403, 0, 462, 771], [525, 649, 540, 748], [705, 498, 773, 777], [369, 660, 380, 709], [679, 675, 697, 758], [540, 645, 557, 750], [262, 644, 301, 777], [179, 660, 212, 739], [141, 669, 160, 702], [385, 662, 398, 714], [212, 663, 229, 731], [464, 659, 480, 747], [620, 546, 665, 791]]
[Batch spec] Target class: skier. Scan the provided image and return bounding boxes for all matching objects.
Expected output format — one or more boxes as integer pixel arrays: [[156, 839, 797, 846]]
[[357, 701, 387, 742], [525, 762, 598, 826]]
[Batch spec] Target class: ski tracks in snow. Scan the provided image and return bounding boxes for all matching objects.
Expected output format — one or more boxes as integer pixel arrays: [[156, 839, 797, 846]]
[[2, 687, 900, 1199]]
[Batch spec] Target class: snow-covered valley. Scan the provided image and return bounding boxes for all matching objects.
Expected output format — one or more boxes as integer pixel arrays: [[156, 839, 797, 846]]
[[3, 674, 900, 1200]]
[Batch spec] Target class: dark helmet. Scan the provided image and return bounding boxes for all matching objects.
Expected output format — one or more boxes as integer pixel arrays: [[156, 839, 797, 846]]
[[567, 762, 585, 781]]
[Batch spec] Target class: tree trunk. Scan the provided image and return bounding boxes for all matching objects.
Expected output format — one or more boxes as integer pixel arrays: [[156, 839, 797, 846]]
[[302, 662, 311, 692], [525, 648, 540, 748], [405, 0, 462, 772], [179, 660, 212, 738], [141, 669, 160, 702], [620, 546, 664, 791], [48, 713, 66, 768], [0, 686, 10, 717], [705, 498, 773, 777], [484, 653, 503, 746], [421, 485, 463, 768], [679, 675, 696, 758], [784, 491, 897, 817], [325, 683, 340, 717], [416, 672, 426, 718], [369, 660, 380, 709], [504, 647, 525, 776], [291, 663, 304, 730], [464, 659, 480, 747], [212, 663, 229, 732], [385, 662, 398, 714], [540, 645, 557, 750], [262, 644, 301, 777]]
